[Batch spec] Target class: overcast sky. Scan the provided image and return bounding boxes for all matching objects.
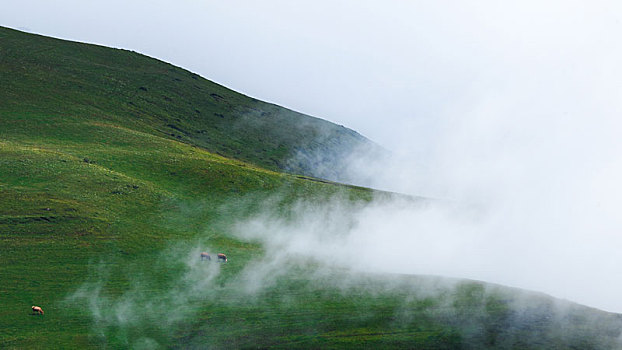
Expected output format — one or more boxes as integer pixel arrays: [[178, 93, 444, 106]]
[[3, 1, 622, 313]]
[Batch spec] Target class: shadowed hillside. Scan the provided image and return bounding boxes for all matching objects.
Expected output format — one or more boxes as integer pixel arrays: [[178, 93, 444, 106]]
[[0, 26, 380, 182]]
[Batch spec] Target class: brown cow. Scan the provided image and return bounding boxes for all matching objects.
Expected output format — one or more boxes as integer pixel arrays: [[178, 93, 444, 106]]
[[31, 306, 44, 315], [217, 253, 227, 262], [200, 252, 211, 261]]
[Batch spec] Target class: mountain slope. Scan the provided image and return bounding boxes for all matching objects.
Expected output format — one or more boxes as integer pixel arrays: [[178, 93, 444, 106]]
[[0, 26, 379, 181], [1, 26, 622, 349], [2, 112, 621, 349]]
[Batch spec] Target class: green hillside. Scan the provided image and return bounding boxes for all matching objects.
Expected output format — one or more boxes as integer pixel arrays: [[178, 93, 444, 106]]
[[0, 26, 378, 182], [1, 26, 622, 349]]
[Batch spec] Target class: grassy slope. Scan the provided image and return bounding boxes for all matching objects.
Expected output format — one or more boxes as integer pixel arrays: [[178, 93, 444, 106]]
[[0, 26, 376, 181], [0, 114, 374, 348], [1, 27, 622, 349]]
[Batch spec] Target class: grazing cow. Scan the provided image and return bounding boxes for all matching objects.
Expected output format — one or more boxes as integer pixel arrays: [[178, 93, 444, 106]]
[[31, 306, 44, 315], [217, 253, 227, 262], [200, 252, 211, 261]]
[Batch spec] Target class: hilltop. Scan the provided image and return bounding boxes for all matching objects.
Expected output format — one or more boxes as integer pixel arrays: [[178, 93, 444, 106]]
[[0, 26, 380, 182], [1, 26, 622, 349]]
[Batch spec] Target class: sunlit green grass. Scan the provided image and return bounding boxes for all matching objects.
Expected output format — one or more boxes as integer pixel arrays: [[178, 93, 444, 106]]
[[0, 110, 379, 348]]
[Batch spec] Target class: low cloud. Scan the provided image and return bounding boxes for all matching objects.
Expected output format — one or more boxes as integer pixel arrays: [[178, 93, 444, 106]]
[[66, 244, 222, 347], [66, 190, 622, 347], [235, 150, 622, 314]]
